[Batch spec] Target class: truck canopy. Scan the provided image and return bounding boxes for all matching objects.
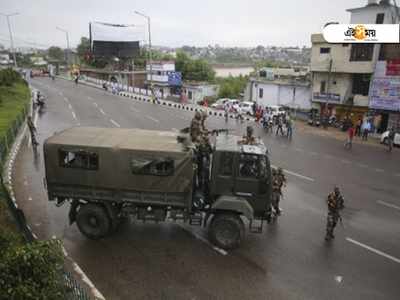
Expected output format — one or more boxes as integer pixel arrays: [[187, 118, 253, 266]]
[[44, 127, 194, 195]]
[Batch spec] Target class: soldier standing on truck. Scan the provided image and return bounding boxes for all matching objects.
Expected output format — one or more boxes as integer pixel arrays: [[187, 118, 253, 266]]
[[240, 126, 256, 145], [190, 111, 203, 143], [325, 186, 343, 241]]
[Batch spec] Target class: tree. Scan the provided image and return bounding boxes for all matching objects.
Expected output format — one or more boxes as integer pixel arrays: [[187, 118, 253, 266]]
[[175, 51, 215, 82], [47, 46, 64, 61], [217, 75, 248, 99], [77, 37, 90, 62]]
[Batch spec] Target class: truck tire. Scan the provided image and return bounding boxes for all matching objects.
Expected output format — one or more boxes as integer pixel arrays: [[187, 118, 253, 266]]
[[208, 213, 244, 250], [76, 204, 111, 239]]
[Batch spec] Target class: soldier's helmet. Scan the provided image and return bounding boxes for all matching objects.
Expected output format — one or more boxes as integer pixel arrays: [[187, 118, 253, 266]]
[[246, 126, 254, 136], [272, 168, 277, 175], [334, 186, 340, 194], [201, 110, 208, 119], [195, 111, 202, 120]]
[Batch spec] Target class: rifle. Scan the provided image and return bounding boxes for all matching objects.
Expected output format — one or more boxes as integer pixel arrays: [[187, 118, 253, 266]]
[[209, 128, 232, 136]]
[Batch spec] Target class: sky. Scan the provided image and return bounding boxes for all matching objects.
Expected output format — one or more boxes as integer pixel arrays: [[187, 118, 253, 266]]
[[0, 0, 370, 49]]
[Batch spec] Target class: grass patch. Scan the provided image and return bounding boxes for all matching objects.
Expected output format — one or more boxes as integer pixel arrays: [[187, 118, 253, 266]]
[[0, 82, 30, 137]]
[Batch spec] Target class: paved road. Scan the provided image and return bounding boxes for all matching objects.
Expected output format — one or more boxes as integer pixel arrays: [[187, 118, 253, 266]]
[[12, 77, 400, 300]]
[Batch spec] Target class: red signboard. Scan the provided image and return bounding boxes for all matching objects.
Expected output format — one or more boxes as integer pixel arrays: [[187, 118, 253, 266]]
[[386, 59, 400, 76]]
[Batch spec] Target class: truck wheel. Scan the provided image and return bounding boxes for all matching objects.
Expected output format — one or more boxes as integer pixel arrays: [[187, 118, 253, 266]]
[[76, 204, 111, 239], [208, 213, 244, 250]]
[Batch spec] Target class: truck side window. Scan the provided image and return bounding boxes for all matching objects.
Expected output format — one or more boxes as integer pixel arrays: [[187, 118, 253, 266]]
[[238, 154, 259, 178], [219, 152, 233, 176], [131, 158, 174, 176], [59, 150, 99, 170]]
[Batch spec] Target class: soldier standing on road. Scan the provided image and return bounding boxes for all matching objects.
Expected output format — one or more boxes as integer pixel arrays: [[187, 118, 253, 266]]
[[277, 167, 286, 193], [27, 116, 38, 147], [276, 116, 284, 136], [325, 186, 343, 241], [271, 169, 282, 215]]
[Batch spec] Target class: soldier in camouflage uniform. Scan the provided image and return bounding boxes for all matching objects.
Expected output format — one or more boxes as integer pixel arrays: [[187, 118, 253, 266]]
[[325, 186, 343, 241], [240, 126, 256, 145], [190, 111, 203, 143], [271, 168, 282, 215]]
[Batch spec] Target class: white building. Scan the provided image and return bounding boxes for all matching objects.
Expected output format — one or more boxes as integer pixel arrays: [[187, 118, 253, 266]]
[[310, 0, 400, 121], [182, 82, 219, 105], [245, 78, 312, 110]]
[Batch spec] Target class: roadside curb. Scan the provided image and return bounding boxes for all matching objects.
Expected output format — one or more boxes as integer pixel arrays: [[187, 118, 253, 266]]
[[58, 76, 255, 122], [2, 89, 106, 300]]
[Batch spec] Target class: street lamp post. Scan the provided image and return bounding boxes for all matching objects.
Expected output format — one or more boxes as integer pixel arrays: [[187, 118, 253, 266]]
[[0, 12, 19, 68], [134, 11, 153, 96], [56, 26, 70, 64]]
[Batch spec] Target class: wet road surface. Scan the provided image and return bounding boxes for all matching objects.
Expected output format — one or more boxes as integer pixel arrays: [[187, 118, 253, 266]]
[[12, 77, 400, 300]]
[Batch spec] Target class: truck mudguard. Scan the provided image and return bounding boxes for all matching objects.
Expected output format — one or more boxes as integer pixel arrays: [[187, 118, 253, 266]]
[[211, 196, 254, 220]]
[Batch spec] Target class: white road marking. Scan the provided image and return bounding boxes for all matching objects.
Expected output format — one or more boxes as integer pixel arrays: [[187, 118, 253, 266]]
[[63, 96, 69, 102], [88, 96, 93, 100], [110, 119, 120, 127], [71, 111, 77, 120], [334, 276, 343, 283], [395, 173, 400, 177], [99, 108, 106, 115], [24, 180, 28, 186], [59, 92, 63, 96], [294, 147, 304, 152], [34, 223, 41, 227], [341, 159, 351, 164], [68, 103, 72, 110], [131, 106, 140, 113], [377, 200, 400, 211], [346, 237, 400, 264], [375, 168, 384, 173], [324, 154, 334, 159], [28, 197, 32, 201], [271, 164, 314, 182], [146, 115, 160, 123], [309, 151, 318, 156], [176, 223, 227, 256], [358, 163, 368, 168], [93, 102, 98, 107], [171, 128, 178, 131]]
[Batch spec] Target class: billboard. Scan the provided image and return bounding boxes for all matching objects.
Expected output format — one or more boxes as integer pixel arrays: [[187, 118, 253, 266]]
[[167, 72, 182, 86], [90, 22, 140, 59], [369, 77, 400, 111]]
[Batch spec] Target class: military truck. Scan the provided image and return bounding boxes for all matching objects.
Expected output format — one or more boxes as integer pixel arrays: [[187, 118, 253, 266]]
[[44, 127, 272, 249]]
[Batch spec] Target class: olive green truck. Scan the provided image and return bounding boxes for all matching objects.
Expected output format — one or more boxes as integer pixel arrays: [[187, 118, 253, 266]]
[[44, 127, 272, 249]]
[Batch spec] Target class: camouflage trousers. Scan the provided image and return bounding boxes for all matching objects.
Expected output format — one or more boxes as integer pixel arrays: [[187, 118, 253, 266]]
[[326, 212, 339, 237], [271, 191, 281, 212]]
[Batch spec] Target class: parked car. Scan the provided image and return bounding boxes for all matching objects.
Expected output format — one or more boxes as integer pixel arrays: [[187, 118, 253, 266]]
[[380, 130, 400, 146], [239, 101, 255, 115], [211, 98, 229, 110], [268, 105, 285, 118]]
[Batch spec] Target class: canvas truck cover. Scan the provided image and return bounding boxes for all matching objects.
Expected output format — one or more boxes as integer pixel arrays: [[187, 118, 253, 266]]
[[44, 127, 194, 194]]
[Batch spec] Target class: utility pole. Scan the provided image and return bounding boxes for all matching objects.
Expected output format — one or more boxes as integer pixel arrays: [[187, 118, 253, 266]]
[[134, 11, 153, 95], [325, 58, 333, 128], [56, 27, 70, 64], [0, 12, 19, 68]]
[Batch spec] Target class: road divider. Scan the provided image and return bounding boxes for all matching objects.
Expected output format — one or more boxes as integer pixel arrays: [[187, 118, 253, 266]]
[[146, 115, 159, 123], [110, 119, 120, 128]]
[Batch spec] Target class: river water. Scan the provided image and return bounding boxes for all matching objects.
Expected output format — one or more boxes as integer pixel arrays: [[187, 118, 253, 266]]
[[213, 67, 254, 78]]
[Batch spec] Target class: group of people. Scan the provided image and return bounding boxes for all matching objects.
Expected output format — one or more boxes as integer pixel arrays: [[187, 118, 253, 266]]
[[262, 112, 294, 139]]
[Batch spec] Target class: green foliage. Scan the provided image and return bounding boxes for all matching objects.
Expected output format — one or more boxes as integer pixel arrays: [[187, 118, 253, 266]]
[[0, 68, 25, 87], [216, 75, 248, 99], [175, 51, 215, 82], [47, 46, 64, 61], [0, 230, 65, 300], [77, 37, 90, 62], [134, 47, 174, 69]]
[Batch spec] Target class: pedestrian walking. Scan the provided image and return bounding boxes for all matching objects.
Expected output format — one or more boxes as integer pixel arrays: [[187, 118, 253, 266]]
[[276, 116, 284, 136], [361, 120, 371, 141], [74, 75, 79, 85], [344, 126, 355, 149], [388, 127, 396, 152], [355, 117, 362, 137], [325, 186, 344, 241], [286, 116, 293, 139]]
